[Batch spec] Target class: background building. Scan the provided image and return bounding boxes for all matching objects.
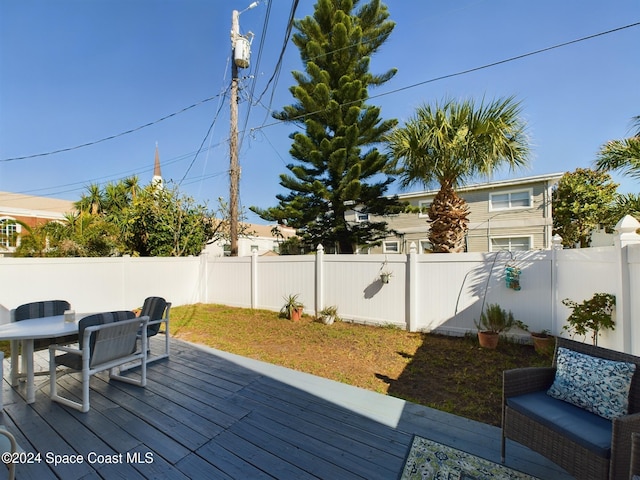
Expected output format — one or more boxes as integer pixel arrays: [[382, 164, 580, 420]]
[[364, 173, 563, 254], [0, 192, 75, 255], [204, 223, 298, 257]]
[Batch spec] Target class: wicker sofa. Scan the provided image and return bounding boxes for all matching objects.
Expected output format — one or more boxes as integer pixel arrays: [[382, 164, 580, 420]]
[[502, 337, 640, 480]]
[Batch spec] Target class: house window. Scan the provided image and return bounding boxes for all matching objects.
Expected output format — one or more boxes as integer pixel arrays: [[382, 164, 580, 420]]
[[383, 240, 400, 254], [490, 236, 532, 252], [0, 218, 19, 248], [418, 200, 432, 218], [419, 240, 432, 253], [356, 211, 369, 222], [489, 189, 532, 211]]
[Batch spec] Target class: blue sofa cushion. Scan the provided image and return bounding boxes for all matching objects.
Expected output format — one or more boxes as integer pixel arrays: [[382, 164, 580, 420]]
[[507, 391, 612, 458]]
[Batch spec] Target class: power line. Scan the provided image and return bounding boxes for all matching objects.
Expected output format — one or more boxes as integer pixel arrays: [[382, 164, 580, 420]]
[[251, 20, 640, 132], [5, 18, 637, 177], [375, 21, 640, 100], [1, 94, 224, 163], [253, 0, 298, 111], [178, 86, 231, 186], [13, 145, 221, 199], [238, 0, 272, 150]]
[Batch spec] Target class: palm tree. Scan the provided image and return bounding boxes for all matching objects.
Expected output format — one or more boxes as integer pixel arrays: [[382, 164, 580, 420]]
[[75, 183, 104, 215], [103, 182, 128, 214], [123, 176, 141, 202], [610, 193, 640, 224], [595, 115, 640, 181], [386, 96, 530, 252]]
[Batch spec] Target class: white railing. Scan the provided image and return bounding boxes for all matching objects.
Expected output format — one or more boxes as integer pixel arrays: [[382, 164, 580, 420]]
[[1, 216, 639, 353]]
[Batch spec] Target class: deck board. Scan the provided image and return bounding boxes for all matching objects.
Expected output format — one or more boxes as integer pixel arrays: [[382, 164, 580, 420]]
[[1, 338, 574, 479]]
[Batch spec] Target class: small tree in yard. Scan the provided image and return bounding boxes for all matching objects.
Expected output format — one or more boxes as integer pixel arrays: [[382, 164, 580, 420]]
[[552, 168, 618, 248], [123, 184, 216, 257], [562, 293, 616, 346]]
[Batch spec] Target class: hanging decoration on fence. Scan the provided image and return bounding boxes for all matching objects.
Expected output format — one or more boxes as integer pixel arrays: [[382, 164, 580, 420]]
[[505, 264, 521, 291]]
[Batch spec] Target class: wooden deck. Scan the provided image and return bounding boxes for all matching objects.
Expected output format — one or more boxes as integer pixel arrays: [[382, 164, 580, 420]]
[[1, 338, 574, 479]]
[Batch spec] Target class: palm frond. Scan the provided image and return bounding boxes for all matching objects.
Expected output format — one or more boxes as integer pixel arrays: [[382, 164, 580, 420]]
[[595, 137, 640, 181]]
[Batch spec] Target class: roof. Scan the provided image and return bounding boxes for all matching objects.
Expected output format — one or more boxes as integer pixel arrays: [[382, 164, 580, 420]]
[[395, 172, 565, 200], [247, 223, 297, 239], [0, 191, 75, 219]]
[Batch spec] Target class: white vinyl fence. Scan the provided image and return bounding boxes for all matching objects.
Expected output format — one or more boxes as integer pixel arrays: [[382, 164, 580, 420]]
[[1, 216, 639, 353]]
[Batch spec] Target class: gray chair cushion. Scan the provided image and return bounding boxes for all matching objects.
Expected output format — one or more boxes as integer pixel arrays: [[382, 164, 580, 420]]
[[140, 297, 167, 336], [55, 311, 137, 370], [14, 300, 76, 350], [14, 300, 70, 321]]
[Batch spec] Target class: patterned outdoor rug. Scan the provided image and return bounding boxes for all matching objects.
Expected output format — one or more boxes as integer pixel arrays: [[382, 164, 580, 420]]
[[400, 436, 539, 480]]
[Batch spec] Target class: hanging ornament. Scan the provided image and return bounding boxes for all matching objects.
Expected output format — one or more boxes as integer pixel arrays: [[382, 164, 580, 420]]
[[505, 265, 521, 291]]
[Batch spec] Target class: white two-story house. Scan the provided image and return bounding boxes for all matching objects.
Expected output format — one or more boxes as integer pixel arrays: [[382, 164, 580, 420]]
[[358, 173, 563, 254]]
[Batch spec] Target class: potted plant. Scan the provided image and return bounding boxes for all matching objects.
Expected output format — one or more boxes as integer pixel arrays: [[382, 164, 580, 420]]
[[562, 293, 615, 346], [379, 260, 393, 284], [280, 294, 304, 321], [531, 330, 554, 355], [515, 321, 555, 356], [380, 270, 392, 284], [318, 305, 338, 325], [474, 303, 516, 349]]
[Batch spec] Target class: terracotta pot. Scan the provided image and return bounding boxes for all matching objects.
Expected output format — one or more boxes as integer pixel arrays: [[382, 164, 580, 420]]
[[477, 331, 499, 349], [532, 334, 554, 355], [290, 307, 303, 322]]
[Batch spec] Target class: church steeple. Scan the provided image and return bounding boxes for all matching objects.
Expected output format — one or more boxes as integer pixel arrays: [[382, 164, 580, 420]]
[[152, 142, 163, 188]]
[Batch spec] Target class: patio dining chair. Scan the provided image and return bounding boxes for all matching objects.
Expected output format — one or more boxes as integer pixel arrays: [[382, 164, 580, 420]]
[[138, 296, 171, 364], [49, 311, 148, 413], [120, 297, 170, 374], [0, 427, 17, 480], [11, 300, 77, 380]]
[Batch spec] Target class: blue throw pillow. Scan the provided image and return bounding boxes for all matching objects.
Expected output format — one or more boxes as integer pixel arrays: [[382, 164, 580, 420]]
[[547, 347, 636, 420]]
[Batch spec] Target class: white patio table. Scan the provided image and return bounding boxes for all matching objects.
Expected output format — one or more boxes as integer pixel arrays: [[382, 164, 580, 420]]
[[0, 314, 89, 404]]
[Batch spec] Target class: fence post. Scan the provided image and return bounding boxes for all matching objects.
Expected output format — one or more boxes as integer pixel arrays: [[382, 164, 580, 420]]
[[200, 252, 209, 304], [315, 244, 324, 318], [407, 242, 418, 332], [251, 249, 258, 309], [614, 215, 640, 353], [551, 234, 563, 336]]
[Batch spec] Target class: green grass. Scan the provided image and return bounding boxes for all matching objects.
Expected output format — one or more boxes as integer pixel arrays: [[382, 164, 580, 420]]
[[170, 303, 552, 426]]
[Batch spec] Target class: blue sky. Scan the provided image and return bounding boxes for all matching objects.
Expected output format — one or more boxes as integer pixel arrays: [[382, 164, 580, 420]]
[[1, 0, 639, 224]]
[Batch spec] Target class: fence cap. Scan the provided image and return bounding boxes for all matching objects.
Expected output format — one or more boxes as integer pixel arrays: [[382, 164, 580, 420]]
[[615, 215, 640, 235]]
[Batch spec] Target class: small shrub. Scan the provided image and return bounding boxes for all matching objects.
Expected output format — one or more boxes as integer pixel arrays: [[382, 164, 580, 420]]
[[562, 293, 615, 345], [474, 303, 516, 334]]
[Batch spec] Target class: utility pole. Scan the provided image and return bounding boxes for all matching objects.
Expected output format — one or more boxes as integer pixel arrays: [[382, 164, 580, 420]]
[[229, 9, 240, 257], [229, 3, 257, 257]]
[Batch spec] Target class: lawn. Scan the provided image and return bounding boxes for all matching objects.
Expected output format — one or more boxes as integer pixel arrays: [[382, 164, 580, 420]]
[[171, 303, 552, 427]]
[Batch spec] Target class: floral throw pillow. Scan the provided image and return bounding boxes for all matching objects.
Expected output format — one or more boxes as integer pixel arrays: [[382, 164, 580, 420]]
[[547, 347, 636, 420]]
